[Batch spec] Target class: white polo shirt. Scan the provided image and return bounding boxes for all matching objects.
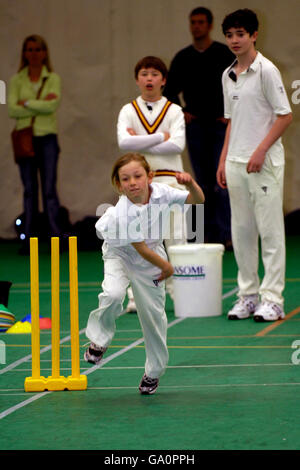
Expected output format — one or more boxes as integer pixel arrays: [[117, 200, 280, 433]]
[[96, 182, 188, 264], [222, 51, 292, 165]]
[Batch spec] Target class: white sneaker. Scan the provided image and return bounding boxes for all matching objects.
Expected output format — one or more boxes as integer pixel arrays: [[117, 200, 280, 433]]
[[253, 301, 285, 322], [227, 295, 259, 320], [126, 298, 137, 313]]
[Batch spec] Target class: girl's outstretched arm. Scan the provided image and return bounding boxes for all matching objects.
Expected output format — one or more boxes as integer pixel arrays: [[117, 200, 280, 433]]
[[176, 172, 205, 204], [132, 241, 174, 281]]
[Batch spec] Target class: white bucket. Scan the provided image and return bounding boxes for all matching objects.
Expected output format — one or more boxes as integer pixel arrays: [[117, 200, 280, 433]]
[[168, 243, 225, 318]]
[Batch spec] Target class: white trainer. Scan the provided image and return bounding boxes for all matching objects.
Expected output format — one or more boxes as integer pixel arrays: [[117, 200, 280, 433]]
[[227, 295, 259, 320], [253, 302, 285, 322]]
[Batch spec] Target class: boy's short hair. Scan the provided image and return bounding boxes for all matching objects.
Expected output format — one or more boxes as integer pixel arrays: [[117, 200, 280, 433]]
[[222, 9, 259, 36], [134, 56, 168, 79], [189, 7, 213, 24]]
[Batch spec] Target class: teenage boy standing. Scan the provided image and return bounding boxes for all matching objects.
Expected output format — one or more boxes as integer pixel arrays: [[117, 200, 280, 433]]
[[217, 9, 292, 321], [117, 56, 187, 312]]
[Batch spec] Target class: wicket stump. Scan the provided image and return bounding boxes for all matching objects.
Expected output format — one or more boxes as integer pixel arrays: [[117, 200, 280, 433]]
[[24, 236, 87, 392]]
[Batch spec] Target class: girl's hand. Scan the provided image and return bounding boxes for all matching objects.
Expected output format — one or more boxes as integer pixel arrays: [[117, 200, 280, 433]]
[[157, 261, 174, 281], [176, 171, 193, 186], [177, 172, 205, 204]]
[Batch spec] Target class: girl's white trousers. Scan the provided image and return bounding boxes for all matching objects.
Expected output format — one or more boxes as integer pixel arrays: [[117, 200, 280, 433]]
[[86, 254, 169, 379]]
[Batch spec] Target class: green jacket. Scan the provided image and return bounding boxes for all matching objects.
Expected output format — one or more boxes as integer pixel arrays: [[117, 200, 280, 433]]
[[8, 66, 61, 136]]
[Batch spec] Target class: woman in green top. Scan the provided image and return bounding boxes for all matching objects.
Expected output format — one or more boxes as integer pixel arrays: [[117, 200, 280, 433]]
[[8, 34, 62, 253]]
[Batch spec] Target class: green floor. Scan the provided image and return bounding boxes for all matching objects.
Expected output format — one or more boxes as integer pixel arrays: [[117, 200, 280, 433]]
[[0, 237, 300, 450]]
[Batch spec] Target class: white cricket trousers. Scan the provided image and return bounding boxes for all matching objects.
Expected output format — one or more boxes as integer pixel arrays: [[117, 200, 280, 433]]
[[86, 256, 169, 379], [155, 176, 188, 298], [225, 157, 285, 306]]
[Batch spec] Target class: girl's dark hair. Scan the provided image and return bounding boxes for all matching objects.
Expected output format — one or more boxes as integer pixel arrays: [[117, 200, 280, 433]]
[[222, 9, 259, 36]]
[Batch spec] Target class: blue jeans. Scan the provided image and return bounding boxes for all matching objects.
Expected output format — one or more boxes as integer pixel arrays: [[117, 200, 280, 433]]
[[186, 119, 231, 243], [18, 134, 61, 239]]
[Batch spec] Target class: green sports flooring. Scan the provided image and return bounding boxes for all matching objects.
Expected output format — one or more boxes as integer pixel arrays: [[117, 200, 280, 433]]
[[0, 237, 300, 451]]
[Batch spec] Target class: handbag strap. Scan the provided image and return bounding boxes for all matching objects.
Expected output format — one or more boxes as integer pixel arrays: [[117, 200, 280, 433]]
[[31, 77, 48, 126]]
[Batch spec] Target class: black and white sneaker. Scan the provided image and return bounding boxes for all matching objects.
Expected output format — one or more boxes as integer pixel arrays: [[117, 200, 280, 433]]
[[139, 374, 159, 395], [84, 343, 107, 365]]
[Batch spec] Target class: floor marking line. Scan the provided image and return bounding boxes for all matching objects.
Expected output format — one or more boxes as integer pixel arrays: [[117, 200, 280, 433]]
[[5, 361, 296, 374], [2, 381, 300, 395], [0, 329, 86, 375], [221, 287, 238, 299], [87, 382, 300, 390], [0, 289, 236, 420], [0, 319, 183, 420], [4, 332, 300, 350], [12, 288, 101, 294], [81, 316, 185, 379], [0, 392, 51, 420], [98, 362, 296, 369], [10, 278, 300, 289], [256, 306, 300, 337]]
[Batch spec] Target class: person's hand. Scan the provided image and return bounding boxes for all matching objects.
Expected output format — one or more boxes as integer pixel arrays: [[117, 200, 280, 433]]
[[184, 111, 196, 124], [44, 93, 58, 101], [247, 148, 266, 173], [126, 127, 137, 136], [163, 131, 170, 141], [176, 171, 193, 186], [157, 261, 174, 281], [216, 161, 227, 189]]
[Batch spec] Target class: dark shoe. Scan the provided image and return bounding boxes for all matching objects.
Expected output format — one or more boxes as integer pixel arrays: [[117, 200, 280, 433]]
[[139, 374, 159, 395], [84, 343, 107, 365]]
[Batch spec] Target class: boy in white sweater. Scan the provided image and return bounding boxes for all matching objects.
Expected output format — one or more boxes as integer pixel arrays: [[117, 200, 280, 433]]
[[117, 56, 188, 311]]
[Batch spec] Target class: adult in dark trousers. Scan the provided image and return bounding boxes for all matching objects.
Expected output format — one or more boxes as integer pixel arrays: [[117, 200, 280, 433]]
[[8, 35, 62, 254], [164, 7, 235, 248]]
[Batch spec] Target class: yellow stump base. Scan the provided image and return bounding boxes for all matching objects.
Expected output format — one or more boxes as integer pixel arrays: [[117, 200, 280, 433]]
[[24, 374, 87, 392]]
